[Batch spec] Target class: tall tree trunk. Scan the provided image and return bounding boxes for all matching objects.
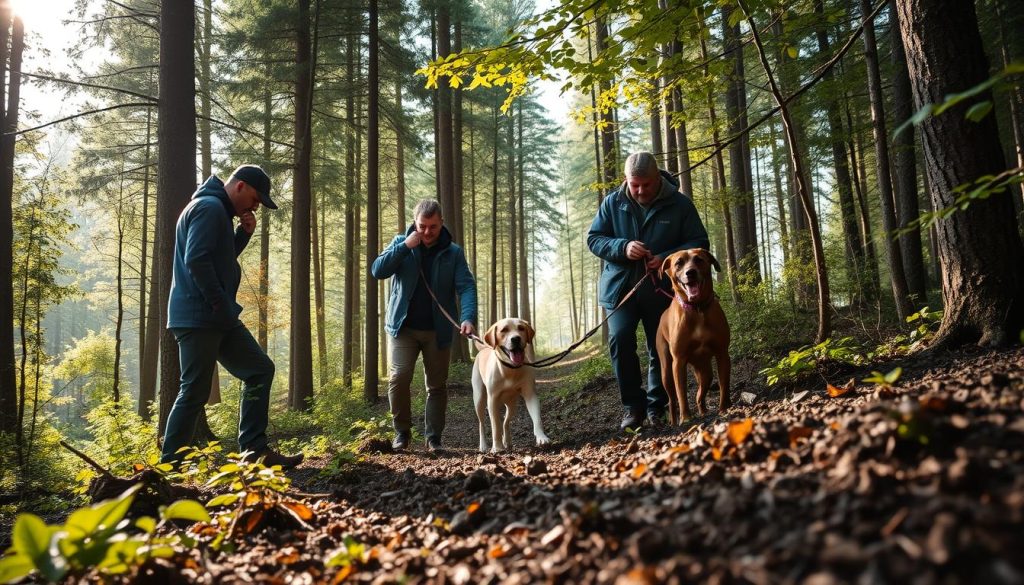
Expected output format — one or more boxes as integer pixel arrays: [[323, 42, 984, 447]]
[[889, 0, 927, 303], [507, 106, 518, 317], [861, 0, 913, 320], [258, 70, 272, 352], [363, 0, 380, 402], [396, 78, 406, 231], [896, 0, 1024, 347], [342, 18, 357, 388], [489, 106, 499, 326], [768, 120, 790, 268], [595, 18, 617, 185], [993, 0, 1024, 211], [451, 16, 468, 362], [138, 89, 153, 409], [290, 0, 315, 410], [113, 189, 124, 404], [737, 0, 832, 341], [845, 88, 881, 301], [517, 103, 530, 322], [199, 0, 212, 179], [0, 8, 16, 436], [157, 1, 196, 437], [312, 190, 327, 386], [814, 0, 866, 305], [436, 5, 453, 220]]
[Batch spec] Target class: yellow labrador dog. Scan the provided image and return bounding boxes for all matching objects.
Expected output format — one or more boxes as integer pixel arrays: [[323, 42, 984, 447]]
[[472, 318, 551, 453]]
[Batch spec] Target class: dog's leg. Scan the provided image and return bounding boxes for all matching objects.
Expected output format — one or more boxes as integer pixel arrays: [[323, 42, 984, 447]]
[[488, 394, 506, 453], [717, 352, 732, 411], [473, 369, 489, 453], [656, 332, 678, 425], [694, 363, 713, 416], [522, 388, 551, 447], [673, 355, 691, 421], [502, 398, 518, 451]]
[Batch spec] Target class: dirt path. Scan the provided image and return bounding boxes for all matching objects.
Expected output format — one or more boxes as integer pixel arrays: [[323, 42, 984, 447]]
[[155, 346, 1023, 584]]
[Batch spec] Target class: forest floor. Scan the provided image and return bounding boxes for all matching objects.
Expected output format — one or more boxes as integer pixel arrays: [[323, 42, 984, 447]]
[[146, 343, 1024, 584]]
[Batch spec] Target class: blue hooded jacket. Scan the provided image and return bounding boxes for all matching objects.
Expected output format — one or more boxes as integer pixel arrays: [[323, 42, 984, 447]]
[[167, 176, 253, 329], [587, 171, 710, 309], [371, 224, 477, 349]]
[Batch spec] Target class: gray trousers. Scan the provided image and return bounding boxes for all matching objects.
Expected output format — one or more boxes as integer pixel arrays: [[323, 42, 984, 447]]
[[388, 328, 451, 441]]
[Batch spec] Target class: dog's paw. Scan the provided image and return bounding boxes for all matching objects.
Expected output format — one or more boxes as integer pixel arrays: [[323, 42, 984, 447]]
[[535, 434, 551, 447], [490, 446, 506, 454]]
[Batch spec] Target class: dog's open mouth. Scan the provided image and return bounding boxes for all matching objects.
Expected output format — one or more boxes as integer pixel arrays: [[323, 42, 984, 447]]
[[682, 280, 702, 300], [506, 348, 526, 367]]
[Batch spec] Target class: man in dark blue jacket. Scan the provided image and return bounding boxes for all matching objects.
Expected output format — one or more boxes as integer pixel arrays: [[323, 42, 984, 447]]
[[371, 200, 477, 452], [161, 165, 303, 469], [588, 152, 710, 431]]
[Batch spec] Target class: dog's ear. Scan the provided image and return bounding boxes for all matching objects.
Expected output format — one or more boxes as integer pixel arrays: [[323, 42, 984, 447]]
[[483, 323, 499, 348], [660, 254, 674, 279], [705, 250, 723, 272], [522, 320, 536, 344]]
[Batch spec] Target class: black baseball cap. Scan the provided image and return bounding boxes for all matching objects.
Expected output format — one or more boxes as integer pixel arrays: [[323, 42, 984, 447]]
[[230, 164, 277, 210]]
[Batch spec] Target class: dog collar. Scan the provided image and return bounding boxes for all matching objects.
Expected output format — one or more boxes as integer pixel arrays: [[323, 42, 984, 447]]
[[675, 293, 713, 312]]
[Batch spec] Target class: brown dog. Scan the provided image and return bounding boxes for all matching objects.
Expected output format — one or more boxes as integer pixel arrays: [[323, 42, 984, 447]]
[[655, 249, 731, 423]]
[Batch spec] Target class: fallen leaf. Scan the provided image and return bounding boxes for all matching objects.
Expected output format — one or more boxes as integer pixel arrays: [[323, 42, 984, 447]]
[[487, 544, 508, 558], [789, 426, 814, 447], [727, 419, 755, 445], [631, 463, 648, 479], [282, 500, 314, 521], [276, 546, 301, 564], [386, 532, 404, 550], [331, 563, 355, 584], [790, 390, 810, 403], [540, 524, 566, 547], [826, 380, 853, 397], [467, 501, 481, 515]]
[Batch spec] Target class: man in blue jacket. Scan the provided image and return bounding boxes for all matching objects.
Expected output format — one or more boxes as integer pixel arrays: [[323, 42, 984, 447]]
[[588, 152, 710, 431], [371, 200, 477, 452], [161, 165, 303, 469]]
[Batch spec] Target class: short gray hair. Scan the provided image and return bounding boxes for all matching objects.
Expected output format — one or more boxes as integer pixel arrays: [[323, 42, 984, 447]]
[[413, 199, 443, 220], [624, 152, 659, 178]]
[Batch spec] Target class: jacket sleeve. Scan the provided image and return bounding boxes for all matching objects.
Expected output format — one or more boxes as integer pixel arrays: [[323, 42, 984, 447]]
[[233, 225, 252, 256], [370, 235, 411, 279], [587, 196, 630, 264], [657, 197, 711, 259], [454, 247, 477, 325], [184, 203, 228, 310]]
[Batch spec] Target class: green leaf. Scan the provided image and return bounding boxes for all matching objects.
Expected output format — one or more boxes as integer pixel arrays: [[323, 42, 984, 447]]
[[884, 367, 903, 384], [965, 101, 993, 122], [787, 46, 798, 59], [12, 514, 49, 561], [135, 517, 156, 534], [0, 553, 36, 584], [162, 500, 211, 523], [206, 493, 241, 508]]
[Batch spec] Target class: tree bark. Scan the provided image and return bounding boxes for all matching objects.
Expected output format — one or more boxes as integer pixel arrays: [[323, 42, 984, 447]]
[[896, 0, 1024, 347], [861, 0, 913, 319], [342, 15, 357, 389], [889, 0, 928, 303], [258, 69, 272, 352], [0, 7, 15, 436], [290, 0, 315, 410], [363, 0, 380, 402], [517, 103, 530, 322], [156, 0, 196, 437]]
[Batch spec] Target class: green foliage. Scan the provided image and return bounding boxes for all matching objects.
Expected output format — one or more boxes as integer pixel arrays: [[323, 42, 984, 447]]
[[863, 367, 903, 390], [869, 307, 943, 358], [325, 535, 371, 568], [83, 400, 160, 477], [51, 331, 120, 408], [348, 414, 394, 444], [552, 346, 612, 398], [0, 484, 209, 583], [720, 279, 807, 359], [760, 337, 864, 386]]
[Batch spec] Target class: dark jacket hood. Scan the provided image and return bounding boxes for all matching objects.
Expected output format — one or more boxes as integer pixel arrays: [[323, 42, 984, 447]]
[[193, 175, 234, 215]]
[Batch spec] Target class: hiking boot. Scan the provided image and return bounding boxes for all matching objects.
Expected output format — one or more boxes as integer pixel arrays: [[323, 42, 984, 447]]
[[247, 447, 304, 469], [426, 437, 443, 452], [646, 409, 667, 428], [619, 407, 646, 432], [392, 431, 410, 451]]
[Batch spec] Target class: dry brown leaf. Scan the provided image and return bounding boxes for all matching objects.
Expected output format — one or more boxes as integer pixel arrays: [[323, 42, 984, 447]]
[[331, 563, 354, 584], [711, 445, 723, 461], [727, 419, 755, 445], [467, 501, 481, 515], [282, 500, 314, 521], [386, 532, 404, 550], [631, 463, 648, 479], [276, 547, 301, 565], [826, 382, 853, 397], [238, 508, 264, 536], [487, 544, 508, 559], [244, 491, 262, 507], [614, 459, 630, 473], [788, 426, 814, 447]]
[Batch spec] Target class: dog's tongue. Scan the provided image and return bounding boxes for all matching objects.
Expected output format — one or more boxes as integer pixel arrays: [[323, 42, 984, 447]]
[[509, 349, 526, 366], [684, 282, 701, 300]]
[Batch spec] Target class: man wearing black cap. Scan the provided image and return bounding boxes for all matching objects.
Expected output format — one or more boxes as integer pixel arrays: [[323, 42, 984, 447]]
[[160, 165, 303, 469]]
